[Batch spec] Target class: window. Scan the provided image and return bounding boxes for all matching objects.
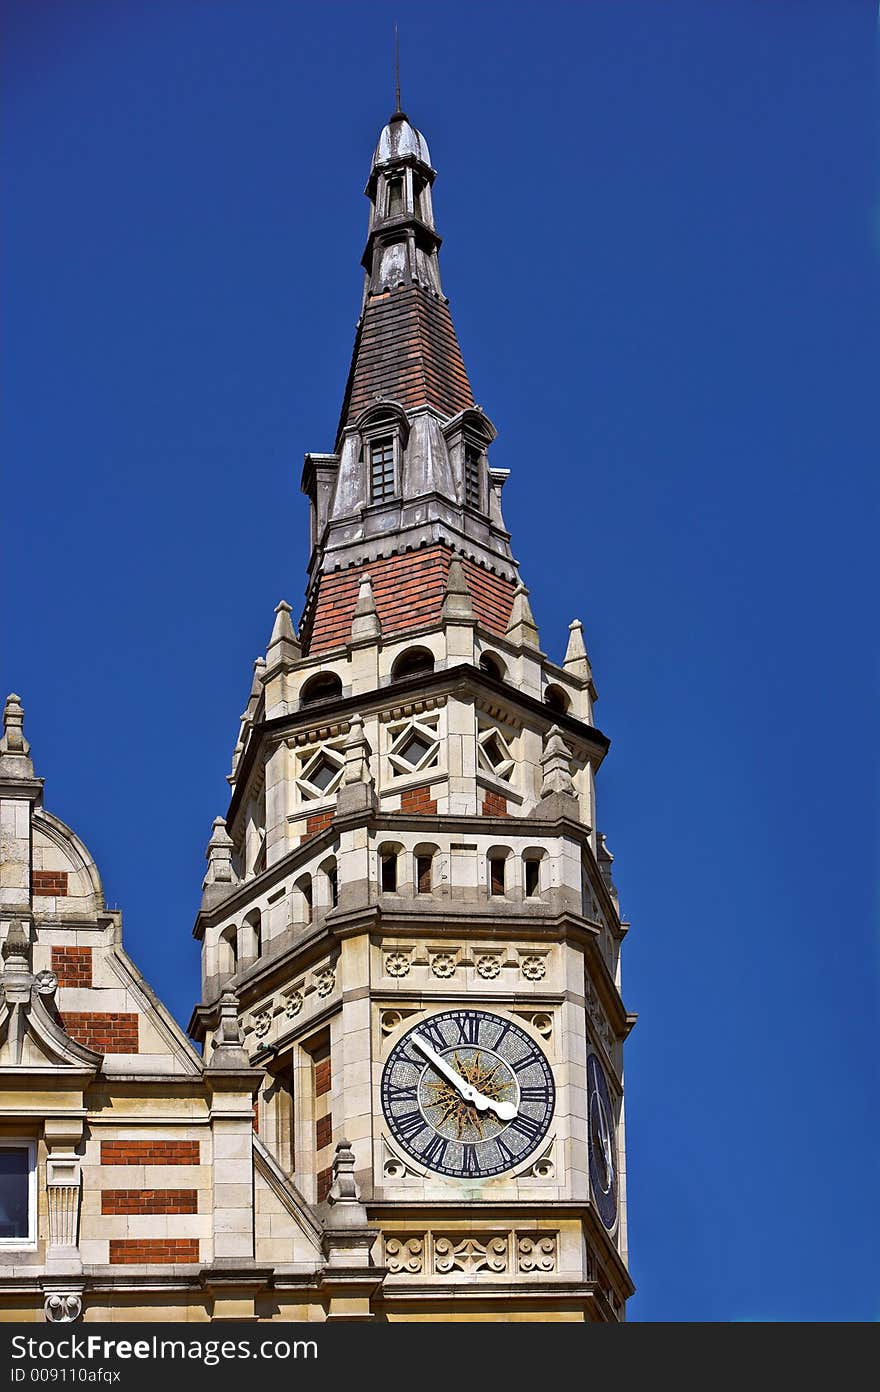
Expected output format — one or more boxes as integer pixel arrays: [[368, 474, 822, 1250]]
[[416, 854, 433, 894], [0, 1142, 35, 1246], [489, 854, 506, 897], [296, 874, 313, 925], [391, 647, 435, 682], [380, 852, 398, 893], [301, 671, 343, 705], [479, 652, 505, 681], [544, 684, 570, 714], [327, 863, 338, 908], [464, 444, 481, 509], [524, 859, 541, 898], [219, 924, 238, 977], [370, 437, 396, 503]]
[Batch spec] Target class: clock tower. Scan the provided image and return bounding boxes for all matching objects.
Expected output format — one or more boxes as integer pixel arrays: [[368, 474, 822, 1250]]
[[190, 107, 635, 1322]]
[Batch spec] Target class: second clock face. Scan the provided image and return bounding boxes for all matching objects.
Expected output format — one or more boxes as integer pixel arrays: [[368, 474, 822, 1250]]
[[381, 1008, 555, 1178]]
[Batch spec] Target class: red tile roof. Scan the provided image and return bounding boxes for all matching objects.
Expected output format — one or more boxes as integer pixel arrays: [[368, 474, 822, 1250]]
[[301, 545, 516, 656]]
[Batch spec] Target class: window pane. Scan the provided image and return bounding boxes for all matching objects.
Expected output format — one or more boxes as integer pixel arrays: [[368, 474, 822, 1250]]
[[465, 445, 481, 508], [370, 437, 396, 502], [0, 1148, 29, 1240]]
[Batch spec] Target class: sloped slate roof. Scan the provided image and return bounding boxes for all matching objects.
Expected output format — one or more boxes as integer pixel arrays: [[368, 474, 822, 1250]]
[[337, 284, 473, 438]]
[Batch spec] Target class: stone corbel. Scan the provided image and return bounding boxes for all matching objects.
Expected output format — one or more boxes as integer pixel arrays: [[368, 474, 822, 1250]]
[[44, 1116, 84, 1271]]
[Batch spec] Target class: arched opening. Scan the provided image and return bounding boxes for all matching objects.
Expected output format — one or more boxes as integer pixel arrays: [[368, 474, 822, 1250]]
[[378, 841, 403, 894], [319, 856, 338, 910], [239, 909, 261, 963], [544, 683, 570, 714], [523, 850, 545, 899], [301, 671, 343, 705], [414, 843, 438, 895], [391, 647, 435, 682], [486, 847, 510, 898], [295, 873, 313, 926], [479, 651, 506, 681], [218, 924, 238, 977]]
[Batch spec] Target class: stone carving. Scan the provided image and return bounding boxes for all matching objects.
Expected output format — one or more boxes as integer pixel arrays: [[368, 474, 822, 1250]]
[[384, 952, 411, 978], [529, 1152, 555, 1180], [430, 953, 456, 978], [284, 990, 304, 1018], [517, 1234, 557, 1273], [383, 1156, 408, 1180], [520, 955, 546, 981], [384, 1236, 424, 1274], [434, 1234, 509, 1275], [315, 968, 335, 997], [530, 1012, 553, 1039], [476, 954, 501, 979], [380, 1009, 403, 1034], [586, 979, 616, 1058], [44, 1293, 82, 1324], [34, 970, 58, 996], [253, 1010, 271, 1039]]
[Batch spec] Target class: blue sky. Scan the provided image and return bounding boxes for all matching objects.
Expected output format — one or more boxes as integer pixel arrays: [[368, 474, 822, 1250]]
[[3, 2, 877, 1321]]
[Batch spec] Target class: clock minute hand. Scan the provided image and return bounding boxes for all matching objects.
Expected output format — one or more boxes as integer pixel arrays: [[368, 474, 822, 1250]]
[[411, 1033, 518, 1122]]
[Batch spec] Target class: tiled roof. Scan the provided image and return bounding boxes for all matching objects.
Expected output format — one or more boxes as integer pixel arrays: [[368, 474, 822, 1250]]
[[301, 544, 516, 656], [337, 285, 473, 436]]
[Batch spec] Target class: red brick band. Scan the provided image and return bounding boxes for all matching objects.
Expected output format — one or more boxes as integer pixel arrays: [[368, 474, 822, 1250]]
[[33, 870, 69, 897], [482, 791, 509, 817], [317, 1166, 333, 1204], [400, 784, 438, 815], [109, 1239, 199, 1265], [63, 1013, 138, 1053], [101, 1189, 197, 1215], [100, 1141, 200, 1166]]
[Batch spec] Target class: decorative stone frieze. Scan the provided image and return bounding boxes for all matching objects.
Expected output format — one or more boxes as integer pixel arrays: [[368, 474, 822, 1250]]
[[381, 1230, 559, 1278]]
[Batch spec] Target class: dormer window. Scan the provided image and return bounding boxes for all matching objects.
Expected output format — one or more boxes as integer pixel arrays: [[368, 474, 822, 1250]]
[[370, 436, 396, 503], [464, 443, 482, 509]]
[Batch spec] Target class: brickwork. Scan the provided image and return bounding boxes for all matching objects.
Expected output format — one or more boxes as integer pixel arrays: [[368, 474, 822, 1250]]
[[482, 790, 509, 817], [63, 1012, 138, 1053], [302, 545, 516, 655], [109, 1239, 199, 1265], [400, 784, 438, 815], [300, 809, 334, 845], [51, 946, 92, 987], [100, 1141, 200, 1166], [316, 1166, 333, 1204], [101, 1190, 197, 1215], [33, 870, 68, 897]]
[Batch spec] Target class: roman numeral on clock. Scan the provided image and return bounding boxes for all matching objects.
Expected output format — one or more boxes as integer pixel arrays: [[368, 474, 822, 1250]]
[[460, 1144, 479, 1176], [384, 1083, 418, 1106], [418, 1019, 448, 1051], [422, 1135, 448, 1167], [519, 1086, 548, 1104], [510, 1113, 542, 1142], [394, 1110, 426, 1142], [453, 1013, 481, 1046]]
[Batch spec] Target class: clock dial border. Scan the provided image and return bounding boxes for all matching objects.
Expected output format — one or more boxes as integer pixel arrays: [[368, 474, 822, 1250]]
[[381, 1008, 555, 1180]]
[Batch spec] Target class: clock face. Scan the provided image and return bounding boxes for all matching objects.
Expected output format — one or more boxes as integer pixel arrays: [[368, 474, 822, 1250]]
[[381, 1008, 555, 1178], [587, 1053, 618, 1229]]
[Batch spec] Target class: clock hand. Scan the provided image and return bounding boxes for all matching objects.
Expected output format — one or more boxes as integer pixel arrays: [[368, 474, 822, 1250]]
[[411, 1034, 518, 1122]]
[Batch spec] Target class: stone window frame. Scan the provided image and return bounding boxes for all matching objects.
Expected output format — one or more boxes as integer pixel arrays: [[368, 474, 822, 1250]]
[[386, 713, 442, 779], [0, 1137, 37, 1250], [296, 739, 346, 805], [357, 403, 410, 510], [476, 719, 516, 785]]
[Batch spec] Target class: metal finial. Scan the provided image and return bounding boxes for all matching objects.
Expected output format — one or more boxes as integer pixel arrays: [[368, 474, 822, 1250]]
[[394, 25, 401, 114]]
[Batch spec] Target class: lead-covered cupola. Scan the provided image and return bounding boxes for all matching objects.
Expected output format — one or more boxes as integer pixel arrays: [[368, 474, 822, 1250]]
[[300, 109, 519, 657]]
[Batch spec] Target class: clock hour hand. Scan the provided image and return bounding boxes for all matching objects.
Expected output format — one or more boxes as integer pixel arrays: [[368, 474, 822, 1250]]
[[411, 1033, 518, 1122]]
